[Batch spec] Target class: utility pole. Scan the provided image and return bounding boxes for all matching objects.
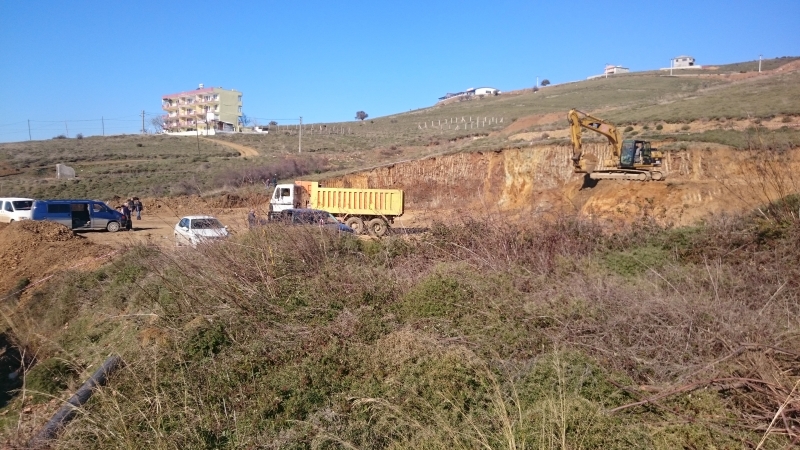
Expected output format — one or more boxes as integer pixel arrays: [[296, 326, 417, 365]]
[[141, 110, 145, 134], [670, 58, 673, 76], [759, 54, 762, 73], [101, 116, 105, 136], [65, 121, 69, 138], [299, 116, 302, 153], [27, 120, 31, 141]]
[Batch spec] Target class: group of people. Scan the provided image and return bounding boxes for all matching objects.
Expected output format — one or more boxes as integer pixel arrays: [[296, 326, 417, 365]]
[[116, 197, 143, 231]]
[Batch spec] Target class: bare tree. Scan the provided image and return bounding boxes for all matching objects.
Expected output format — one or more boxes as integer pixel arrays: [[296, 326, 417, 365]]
[[151, 116, 165, 133], [355, 111, 368, 121], [239, 114, 252, 127]]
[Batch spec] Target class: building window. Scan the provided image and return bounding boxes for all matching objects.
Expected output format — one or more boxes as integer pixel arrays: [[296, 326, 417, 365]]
[[237, 95, 242, 102], [238, 106, 242, 112], [213, 94, 219, 100]]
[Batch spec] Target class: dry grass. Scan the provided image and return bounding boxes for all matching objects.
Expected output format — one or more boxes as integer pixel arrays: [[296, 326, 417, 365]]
[[0, 196, 796, 448]]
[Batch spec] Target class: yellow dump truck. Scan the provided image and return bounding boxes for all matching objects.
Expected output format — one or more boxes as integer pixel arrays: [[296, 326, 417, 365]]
[[269, 181, 404, 236]]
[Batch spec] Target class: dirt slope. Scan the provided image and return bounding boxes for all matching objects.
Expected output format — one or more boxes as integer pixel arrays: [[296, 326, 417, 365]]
[[322, 143, 800, 227], [0, 221, 114, 297]]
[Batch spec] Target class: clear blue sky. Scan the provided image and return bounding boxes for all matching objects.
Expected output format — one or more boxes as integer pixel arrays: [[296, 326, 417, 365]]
[[0, 0, 797, 142]]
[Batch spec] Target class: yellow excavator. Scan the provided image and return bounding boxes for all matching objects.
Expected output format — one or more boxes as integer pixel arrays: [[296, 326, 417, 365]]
[[568, 109, 665, 181]]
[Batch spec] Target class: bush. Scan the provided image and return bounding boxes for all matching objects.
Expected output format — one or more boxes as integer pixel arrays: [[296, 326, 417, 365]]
[[624, 126, 634, 132], [76, 133, 84, 139], [25, 358, 78, 403], [681, 125, 691, 131], [656, 124, 663, 130]]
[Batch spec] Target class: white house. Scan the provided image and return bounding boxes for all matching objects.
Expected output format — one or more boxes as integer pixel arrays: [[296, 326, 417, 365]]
[[605, 65, 629, 75], [587, 65, 629, 79], [672, 55, 697, 68], [473, 87, 500, 96]]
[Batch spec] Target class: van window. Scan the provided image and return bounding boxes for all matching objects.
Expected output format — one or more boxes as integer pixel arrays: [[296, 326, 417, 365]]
[[92, 203, 109, 213], [3, 202, 11, 212], [12, 201, 32, 210], [47, 204, 71, 214]]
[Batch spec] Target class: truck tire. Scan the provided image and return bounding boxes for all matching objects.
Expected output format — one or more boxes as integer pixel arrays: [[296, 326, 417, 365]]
[[367, 218, 388, 237], [106, 221, 121, 232], [345, 217, 365, 234]]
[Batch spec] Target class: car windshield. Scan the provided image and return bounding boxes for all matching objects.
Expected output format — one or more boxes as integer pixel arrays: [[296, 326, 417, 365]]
[[12, 201, 33, 210], [191, 218, 224, 229]]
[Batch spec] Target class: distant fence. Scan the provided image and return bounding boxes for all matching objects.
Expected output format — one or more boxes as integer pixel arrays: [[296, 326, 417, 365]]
[[418, 117, 504, 130]]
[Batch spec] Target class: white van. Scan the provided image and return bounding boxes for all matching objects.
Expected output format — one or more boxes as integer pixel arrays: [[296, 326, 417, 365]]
[[0, 198, 35, 223]]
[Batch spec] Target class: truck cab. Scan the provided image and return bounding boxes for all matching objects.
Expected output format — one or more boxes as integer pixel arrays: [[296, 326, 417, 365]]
[[270, 184, 306, 214]]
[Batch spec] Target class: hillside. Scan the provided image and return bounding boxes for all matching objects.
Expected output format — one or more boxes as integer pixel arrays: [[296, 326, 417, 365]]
[[0, 58, 799, 448]]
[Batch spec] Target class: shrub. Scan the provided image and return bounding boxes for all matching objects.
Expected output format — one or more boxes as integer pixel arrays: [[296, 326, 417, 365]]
[[25, 358, 78, 403], [53, 135, 67, 140], [185, 323, 231, 360], [681, 125, 691, 131], [656, 124, 663, 130], [624, 126, 634, 132]]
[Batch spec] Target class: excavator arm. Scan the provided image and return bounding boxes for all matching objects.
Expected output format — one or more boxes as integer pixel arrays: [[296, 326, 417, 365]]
[[567, 108, 623, 171]]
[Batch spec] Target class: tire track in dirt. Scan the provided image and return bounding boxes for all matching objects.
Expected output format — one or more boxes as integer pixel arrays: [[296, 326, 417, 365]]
[[201, 137, 259, 157]]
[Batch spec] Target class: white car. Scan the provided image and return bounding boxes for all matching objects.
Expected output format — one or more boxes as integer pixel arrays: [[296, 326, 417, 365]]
[[174, 215, 229, 247]]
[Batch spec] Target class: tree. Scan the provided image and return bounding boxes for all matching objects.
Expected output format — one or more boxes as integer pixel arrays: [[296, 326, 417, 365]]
[[239, 114, 252, 127], [150, 116, 165, 133], [541, 79, 551, 87], [269, 121, 278, 126], [355, 111, 368, 121]]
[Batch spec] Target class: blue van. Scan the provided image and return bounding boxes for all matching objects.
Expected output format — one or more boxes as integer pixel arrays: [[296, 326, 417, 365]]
[[30, 200, 126, 232]]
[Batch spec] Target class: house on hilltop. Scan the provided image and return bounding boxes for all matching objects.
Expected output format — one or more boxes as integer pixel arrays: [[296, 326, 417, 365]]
[[587, 64, 629, 79], [162, 84, 242, 133], [437, 86, 500, 102], [672, 55, 698, 68]]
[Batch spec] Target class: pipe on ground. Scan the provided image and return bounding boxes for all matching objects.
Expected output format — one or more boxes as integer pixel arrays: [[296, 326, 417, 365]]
[[28, 354, 124, 449]]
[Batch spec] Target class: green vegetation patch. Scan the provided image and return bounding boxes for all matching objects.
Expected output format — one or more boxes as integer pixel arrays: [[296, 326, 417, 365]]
[[24, 358, 78, 403]]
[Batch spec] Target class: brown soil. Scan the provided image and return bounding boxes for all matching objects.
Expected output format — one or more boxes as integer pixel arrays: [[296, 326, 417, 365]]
[[0, 221, 114, 297]]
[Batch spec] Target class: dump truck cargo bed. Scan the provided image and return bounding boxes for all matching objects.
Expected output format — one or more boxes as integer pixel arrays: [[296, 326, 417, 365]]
[[297, 181, 403, 217]]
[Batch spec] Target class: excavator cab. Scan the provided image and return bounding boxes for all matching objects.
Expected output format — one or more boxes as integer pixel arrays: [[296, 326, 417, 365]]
[[620, 139, 654, 167]]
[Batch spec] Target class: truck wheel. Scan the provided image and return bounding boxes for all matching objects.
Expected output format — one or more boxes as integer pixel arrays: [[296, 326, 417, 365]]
[[345, 217, 365, 234], [367, 218, 388, 237], [107, 221, 121, 232]]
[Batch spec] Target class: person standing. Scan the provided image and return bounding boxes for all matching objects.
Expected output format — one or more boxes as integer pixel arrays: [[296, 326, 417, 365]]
[[134, 198, 143, 220], [121, 204, 132, 231]]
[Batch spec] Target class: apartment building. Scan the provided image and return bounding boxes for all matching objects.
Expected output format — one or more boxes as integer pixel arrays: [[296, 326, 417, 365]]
[[162, 84, 242, 132]]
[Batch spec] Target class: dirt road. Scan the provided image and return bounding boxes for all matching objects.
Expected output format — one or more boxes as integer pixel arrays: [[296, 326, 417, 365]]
[[79, 207, 430, 249], [201, 137, 259, 157]]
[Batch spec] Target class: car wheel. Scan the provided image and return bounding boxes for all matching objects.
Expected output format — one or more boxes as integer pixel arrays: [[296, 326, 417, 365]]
[[8, 220, 13, 224], [367, 218, 388, 237], [345, 217, 365, 235], [106, 221, 121, 232]]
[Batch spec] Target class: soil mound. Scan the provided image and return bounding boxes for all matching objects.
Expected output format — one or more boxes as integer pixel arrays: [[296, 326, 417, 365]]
[[0, 221, 112, 297]]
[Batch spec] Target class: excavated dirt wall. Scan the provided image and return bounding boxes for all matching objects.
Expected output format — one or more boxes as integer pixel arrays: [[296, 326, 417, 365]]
[[324, 144, 800, 226]]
